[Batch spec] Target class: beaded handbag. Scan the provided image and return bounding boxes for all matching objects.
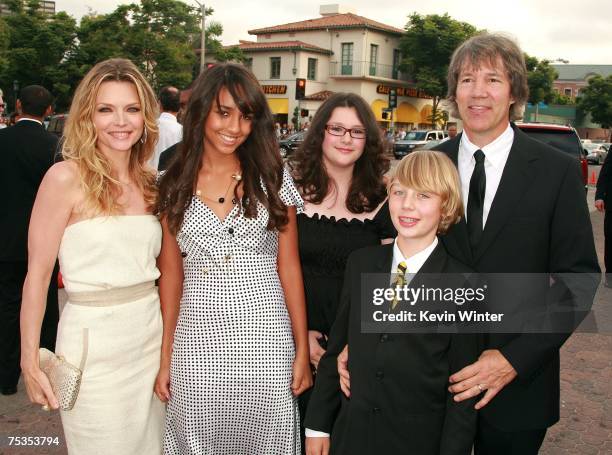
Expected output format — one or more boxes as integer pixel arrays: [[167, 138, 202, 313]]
[[39, 328, 88, 411]]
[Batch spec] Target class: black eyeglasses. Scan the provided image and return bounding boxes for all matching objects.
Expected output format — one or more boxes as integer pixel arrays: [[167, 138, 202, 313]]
[[325, 124, 367, 139]]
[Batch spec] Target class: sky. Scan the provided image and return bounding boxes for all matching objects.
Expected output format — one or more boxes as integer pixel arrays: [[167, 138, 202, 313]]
[[57, 0, 612, 64]]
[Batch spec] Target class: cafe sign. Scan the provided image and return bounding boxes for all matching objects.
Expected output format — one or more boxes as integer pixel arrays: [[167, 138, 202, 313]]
[[376, 84, 432, 99], [262, 85, 287, 95]]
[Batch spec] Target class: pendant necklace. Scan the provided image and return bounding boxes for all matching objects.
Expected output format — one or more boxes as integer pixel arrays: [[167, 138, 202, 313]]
[[196, 171, 242, 204]]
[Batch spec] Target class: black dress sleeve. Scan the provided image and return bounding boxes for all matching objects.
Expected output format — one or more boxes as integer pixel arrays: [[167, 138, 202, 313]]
[[373, 200, 396, 240]]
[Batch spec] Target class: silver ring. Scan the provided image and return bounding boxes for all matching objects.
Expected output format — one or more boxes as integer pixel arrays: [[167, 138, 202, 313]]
[[41, 404, 51, 411], [477, 384, 484, 392]]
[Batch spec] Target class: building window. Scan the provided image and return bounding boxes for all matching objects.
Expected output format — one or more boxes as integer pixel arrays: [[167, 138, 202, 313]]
[[307, 58, 317, 80], [369, 44, 378, 76], [564, 88, 572, 97], [341, 43, 353, 75], [244, 58, 253, 70], [392, 49, 401, 80], [270, 57, 281, 79]]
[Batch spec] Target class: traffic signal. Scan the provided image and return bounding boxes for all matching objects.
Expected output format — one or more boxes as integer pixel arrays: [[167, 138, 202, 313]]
[[388, 88, 397, 108], [382, 111, 389, 120], [300, 109, 309, 117], [295, 78, 306, 100]]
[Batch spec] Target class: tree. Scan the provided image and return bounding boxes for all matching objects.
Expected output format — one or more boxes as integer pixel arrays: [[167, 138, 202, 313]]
[[525, 55, 558, 105], [552, 92, 572, 105], [524, 55, 559, 121], [399, 13, 478, 127], [0, 0, 77, 110], [578, 75, 612, 133]]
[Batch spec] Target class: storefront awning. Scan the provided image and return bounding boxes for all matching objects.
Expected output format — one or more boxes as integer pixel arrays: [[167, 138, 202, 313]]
[[267, 98, 289, 114], [420, 104, 433, 123], [396, 102, 420, 124]]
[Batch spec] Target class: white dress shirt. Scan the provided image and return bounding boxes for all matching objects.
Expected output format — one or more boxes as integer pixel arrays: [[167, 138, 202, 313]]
[[457, 124, 514, 228], [305, 237, 439, 438], [17, 117, 43, 126], [150, 112, 183, 169]]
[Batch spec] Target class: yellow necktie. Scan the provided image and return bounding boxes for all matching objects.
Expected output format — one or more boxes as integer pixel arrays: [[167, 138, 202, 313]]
[[391, 261, 407, 310]]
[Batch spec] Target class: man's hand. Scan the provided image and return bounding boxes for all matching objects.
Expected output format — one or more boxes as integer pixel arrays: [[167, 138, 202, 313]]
[[308, 330, 327, 370], [337, 344, 350, 397], [595, 199, 605, 212], [448, 349, 517, 410], [306, 437, 330, 455]]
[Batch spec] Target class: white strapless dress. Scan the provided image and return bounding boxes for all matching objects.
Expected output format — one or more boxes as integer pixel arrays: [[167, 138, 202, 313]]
[[55, 215, 165, 454]]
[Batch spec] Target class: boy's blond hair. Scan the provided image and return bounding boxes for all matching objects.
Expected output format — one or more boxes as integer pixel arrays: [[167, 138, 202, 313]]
[[389, 150, 463, 234]]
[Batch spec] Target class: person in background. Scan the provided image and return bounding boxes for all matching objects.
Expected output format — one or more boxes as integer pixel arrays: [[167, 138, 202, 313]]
[[0, 85, 58, 396], [150, 86, 182, 169], [595, 151, 611, 287], [290, 92, 394, 451], [0, 89, 6, 129]]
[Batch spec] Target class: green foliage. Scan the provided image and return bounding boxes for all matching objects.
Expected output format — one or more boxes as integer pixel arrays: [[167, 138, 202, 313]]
[[578, 75, 612, 129], [0, 0, 78, 110], [525, 55, 558, 105], [552, 92, 573, 105], [399, 13, 478, 126], [0, 0, 240, 111]]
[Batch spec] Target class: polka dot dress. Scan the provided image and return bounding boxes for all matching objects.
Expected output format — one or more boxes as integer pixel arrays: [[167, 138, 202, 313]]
[[163, 168, 302, 455]]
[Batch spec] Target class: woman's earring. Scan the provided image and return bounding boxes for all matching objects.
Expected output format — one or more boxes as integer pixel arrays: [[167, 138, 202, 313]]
[[140, 128, 148, 144]]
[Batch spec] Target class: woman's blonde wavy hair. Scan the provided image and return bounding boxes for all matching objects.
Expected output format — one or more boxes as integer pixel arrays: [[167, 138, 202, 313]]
[[62, 58, 159, 215]]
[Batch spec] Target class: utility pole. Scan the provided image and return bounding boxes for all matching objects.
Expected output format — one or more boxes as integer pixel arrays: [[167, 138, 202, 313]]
[[192, 1, 206, 73]]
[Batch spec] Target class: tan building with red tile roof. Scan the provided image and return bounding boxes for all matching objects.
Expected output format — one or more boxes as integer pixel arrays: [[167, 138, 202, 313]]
[[225, 5, 436, 130]]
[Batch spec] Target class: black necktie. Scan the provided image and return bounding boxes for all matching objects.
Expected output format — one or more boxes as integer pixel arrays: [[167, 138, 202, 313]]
[[467, 149, 486, 250]]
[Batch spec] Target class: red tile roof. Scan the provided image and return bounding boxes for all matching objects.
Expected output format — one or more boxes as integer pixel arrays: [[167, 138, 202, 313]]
[[249, 13, 404, 36], [303, 90, 335, 101], [230, 40, 333, 55]]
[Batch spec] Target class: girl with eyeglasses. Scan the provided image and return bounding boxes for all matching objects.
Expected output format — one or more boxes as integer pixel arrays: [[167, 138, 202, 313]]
[[289, 93, 395, 449]]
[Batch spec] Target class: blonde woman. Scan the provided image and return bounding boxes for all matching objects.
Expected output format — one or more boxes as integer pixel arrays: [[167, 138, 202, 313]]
[[20, 59, 165, 454]]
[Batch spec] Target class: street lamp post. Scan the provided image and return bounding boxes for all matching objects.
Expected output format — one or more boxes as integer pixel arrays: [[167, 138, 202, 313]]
[[191, 1, 206, 73]]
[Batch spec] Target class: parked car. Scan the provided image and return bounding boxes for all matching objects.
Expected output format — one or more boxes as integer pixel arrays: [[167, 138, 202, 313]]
[[515, 122, 588, 191], [584, 143, 608, 165], [278, 131, 305, 158], [393, 130, 447, 159], [414, 139, 444, 151], [47, 114, 67, 138]]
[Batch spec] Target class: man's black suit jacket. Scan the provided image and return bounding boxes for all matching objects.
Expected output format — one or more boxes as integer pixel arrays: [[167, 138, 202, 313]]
[[0, 121, 58, 262], [435, 124, 599, 431], [304, 242, 479, 455], [595, 150, 611, 208]]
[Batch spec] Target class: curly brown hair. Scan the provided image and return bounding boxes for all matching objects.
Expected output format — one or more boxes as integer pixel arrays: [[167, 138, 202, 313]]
[[156, 64, 287, 234], [290, 93, 389, 213]]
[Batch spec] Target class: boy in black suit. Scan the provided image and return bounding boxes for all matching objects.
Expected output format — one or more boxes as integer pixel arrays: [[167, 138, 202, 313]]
[[305, 151, 478, 455]]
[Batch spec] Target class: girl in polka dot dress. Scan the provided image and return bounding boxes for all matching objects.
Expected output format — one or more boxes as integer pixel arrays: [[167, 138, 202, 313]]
[[155, 63, 312, 454]]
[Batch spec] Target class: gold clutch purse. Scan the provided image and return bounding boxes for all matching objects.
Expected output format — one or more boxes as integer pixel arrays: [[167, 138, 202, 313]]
[[39, 328, 88, 411]]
